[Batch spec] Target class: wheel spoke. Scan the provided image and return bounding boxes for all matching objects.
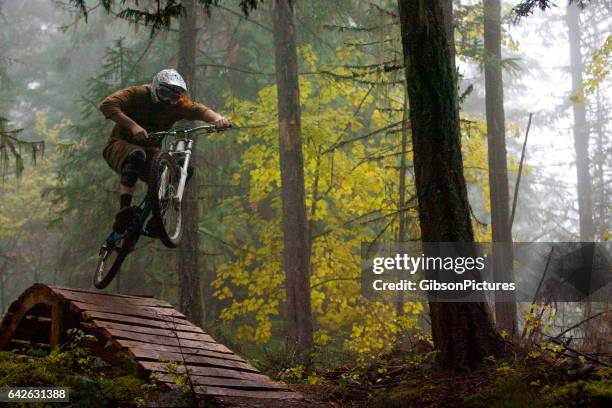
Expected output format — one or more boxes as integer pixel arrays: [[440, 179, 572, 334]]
[[149, 154, 183, 247]]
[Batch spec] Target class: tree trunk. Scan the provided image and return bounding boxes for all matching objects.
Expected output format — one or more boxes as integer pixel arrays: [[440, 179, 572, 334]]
[[483, 0, 517, 336], [177, 0, 203, 325], [567, 3, 594, 242], [0, 261, 5, 315], [441, 0, 455, 64], [271, 0, 314, 361], [397, 0, 504, 369], [396, 90, 409, 317]]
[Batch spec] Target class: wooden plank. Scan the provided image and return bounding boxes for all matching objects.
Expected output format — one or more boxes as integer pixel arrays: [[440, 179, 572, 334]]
[[140, 361, 272, 382], [103, 328, 221, 349], [94, 320, 217, 343], [52, 287, 174, 308], [81, 310, 203, 333], [155, 374, 287, 390], [23, 315, 52, 322], [70, 300, 186, 320], [50, 304, 60, 350], [4, 284, 299, 400], [50, 285, 169, 304], [72, 298, 182, 317], [129, 348, 258, 372], [115, 339, 242, 361], [48, 285, 158, 300], [190, 385, 301, 399], [127, 343, 249, 365]]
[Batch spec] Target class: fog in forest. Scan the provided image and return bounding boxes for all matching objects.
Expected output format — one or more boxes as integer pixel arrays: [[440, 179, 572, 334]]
[[0, 0, 610, 385]]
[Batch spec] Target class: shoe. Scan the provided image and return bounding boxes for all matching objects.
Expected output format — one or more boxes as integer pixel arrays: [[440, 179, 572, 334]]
[[112, 206, 138, 234], [145, 217, 160, 238]]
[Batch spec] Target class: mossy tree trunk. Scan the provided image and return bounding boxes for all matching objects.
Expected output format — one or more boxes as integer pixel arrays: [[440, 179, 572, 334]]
[[271, 0, 314, 361], [177, 0, 203, 325], [397, 0, 504, 369], [484, 0, 517, 336]]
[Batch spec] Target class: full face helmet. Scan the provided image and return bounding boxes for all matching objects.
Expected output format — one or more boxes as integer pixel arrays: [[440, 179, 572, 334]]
[[150, 69, 187, 104]]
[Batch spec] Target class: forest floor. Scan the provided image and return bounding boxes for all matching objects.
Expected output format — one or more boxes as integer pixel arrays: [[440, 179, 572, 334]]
[[213, 346, 612, 408], [1, 341, 609, 407]]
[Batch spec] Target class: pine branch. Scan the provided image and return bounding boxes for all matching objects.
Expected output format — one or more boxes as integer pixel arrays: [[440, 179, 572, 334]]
[[69, 0, 263, 32], [512, 0, 590, 22]]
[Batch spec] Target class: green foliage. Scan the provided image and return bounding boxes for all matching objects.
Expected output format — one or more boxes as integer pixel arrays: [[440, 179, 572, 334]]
[[212, 44, 418, 360], [464, 363, 540, 408], [81, 38, 143, 119], [582, 34, 612, 95], [465, 363, 612, 408], [454, 2, 521, 68], [366, 357, 611, 408], [521, 303, 558, 344], [161, 359, 192, 393], [0, 345, 147, 407], [541, 375, 612, 408], [69, 0, 263, 32], [512, 0, 557, 21], [0, 115, 63, 301], [0, 118, 45, 179], [209, 43, 495, 364]]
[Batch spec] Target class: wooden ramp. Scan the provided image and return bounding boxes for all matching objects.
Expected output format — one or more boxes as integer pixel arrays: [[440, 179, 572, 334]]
[[0, 283, 301, 402]]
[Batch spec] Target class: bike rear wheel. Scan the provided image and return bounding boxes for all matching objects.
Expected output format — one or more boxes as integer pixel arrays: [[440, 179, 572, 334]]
[[94, 234, 136, 289], [148, 152, 182, 248]]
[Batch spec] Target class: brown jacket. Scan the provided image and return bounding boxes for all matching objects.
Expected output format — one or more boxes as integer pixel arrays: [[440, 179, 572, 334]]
[[99, 84, 210, 147]]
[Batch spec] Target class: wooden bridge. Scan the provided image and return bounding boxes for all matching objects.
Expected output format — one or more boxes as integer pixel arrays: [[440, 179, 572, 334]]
[[0, 283, 301, 404]]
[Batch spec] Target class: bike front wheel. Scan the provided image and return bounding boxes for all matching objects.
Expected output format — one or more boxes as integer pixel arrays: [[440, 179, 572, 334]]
[[94, 235, 135, 289], [148, 152, 183, 248]]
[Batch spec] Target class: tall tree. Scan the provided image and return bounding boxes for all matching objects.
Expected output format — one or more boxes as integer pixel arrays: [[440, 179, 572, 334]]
[[441, 0, 456, 63], [397, 0, 504, 369], [177, 0, 203, 325], [483, 0, 517, 335], [566, 2, 594, 242], [271, 0, 314, 360], [396, 91, 409, 317]]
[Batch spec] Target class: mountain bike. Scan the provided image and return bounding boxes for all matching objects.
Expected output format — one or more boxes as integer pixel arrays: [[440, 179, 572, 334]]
[[94, 124, 230, 289]]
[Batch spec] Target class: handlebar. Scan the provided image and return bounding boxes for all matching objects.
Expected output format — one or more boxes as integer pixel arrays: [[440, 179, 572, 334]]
[[148, 124, 232, 143]]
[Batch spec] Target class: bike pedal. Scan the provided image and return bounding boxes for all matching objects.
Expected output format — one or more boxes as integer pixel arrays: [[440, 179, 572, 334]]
[[101, 231, 123, 252], [108, 231, 124, 244]]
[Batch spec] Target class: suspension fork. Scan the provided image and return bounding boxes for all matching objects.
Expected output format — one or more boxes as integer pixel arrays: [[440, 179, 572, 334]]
[[173, 139, 193, 203]]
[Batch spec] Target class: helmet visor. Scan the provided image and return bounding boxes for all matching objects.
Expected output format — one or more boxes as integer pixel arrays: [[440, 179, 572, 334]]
[[157, 84, 184, 104]]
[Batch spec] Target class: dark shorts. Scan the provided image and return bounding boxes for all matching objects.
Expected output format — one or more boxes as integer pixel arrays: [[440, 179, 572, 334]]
[[103, 139, 160, 179]]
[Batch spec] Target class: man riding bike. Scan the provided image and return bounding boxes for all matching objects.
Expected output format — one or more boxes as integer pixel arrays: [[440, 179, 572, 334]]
[[100, 69, 230, 236]]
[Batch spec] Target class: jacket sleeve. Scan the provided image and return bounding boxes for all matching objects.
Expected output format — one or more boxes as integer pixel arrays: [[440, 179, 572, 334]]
[[178, 97, 211, 121], [99, 87, 138, 119]]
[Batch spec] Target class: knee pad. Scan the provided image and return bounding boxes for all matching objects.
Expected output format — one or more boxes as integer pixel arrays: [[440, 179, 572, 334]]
[[120, 151, 146, 187]]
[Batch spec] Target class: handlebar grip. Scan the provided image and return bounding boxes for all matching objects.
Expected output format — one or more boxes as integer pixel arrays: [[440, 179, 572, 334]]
[[149, 132, 169, 141]]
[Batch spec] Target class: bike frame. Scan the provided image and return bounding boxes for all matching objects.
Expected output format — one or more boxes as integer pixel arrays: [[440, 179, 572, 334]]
[[151, 124, 220, 205], [95, 124, 229, 289]]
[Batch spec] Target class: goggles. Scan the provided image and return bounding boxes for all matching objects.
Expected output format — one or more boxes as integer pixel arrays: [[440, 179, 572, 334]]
[[157, 84, 185, 104]]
